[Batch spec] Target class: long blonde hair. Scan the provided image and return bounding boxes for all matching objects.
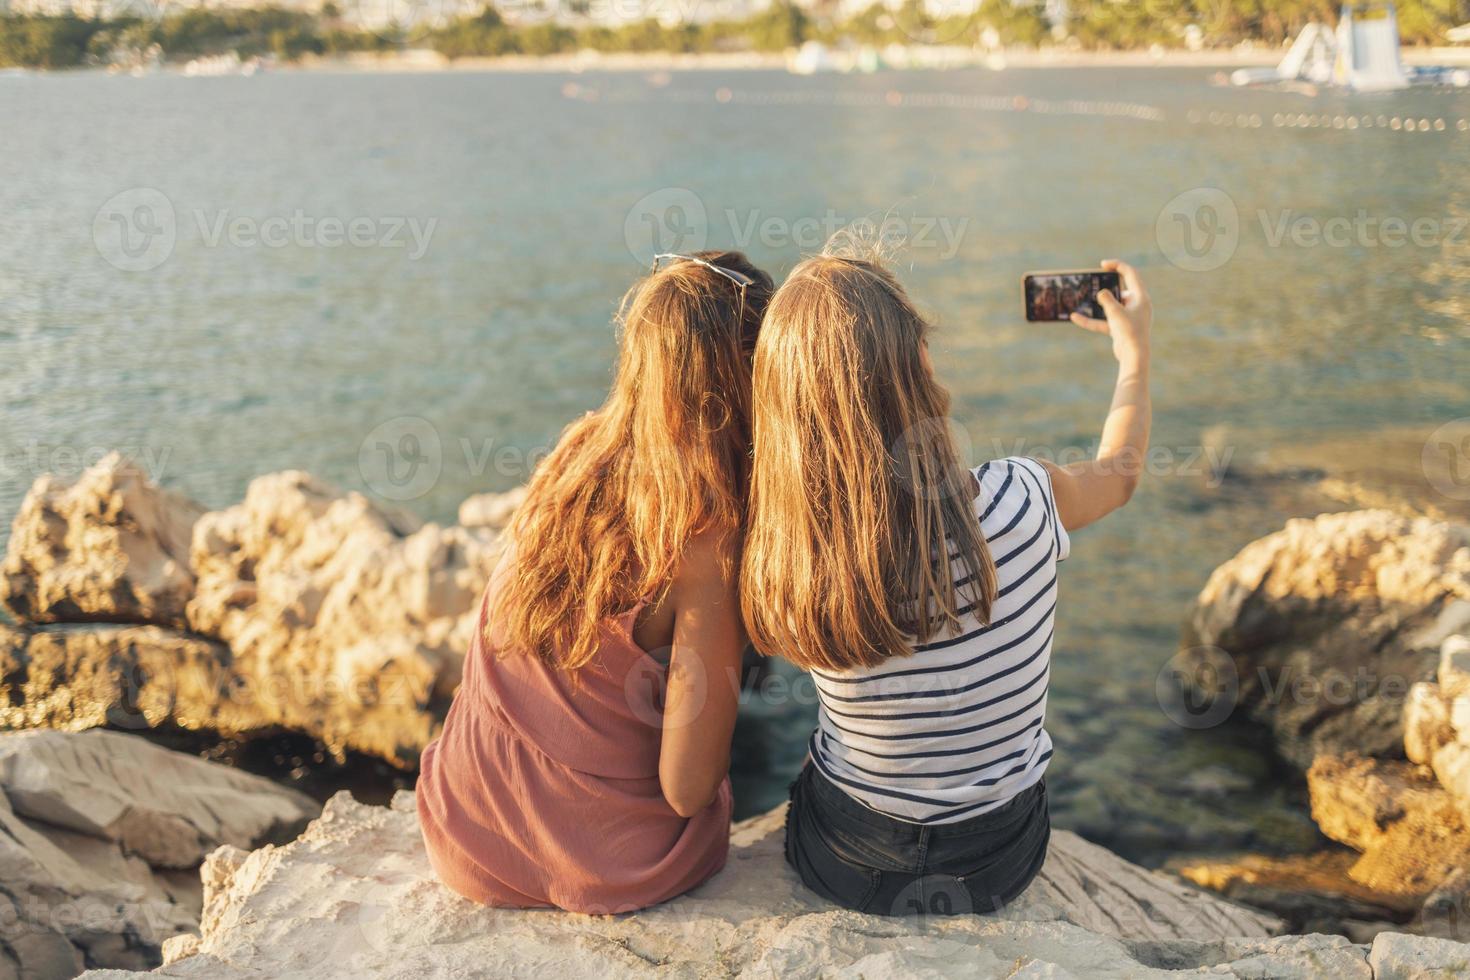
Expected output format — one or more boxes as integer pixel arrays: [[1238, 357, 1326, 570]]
[[495, 251, 773, 670], [740, 255, 996, 672]]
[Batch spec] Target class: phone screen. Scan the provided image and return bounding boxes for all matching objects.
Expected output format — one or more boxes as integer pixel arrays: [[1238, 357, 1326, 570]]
[[1023, 270, 1121, 322]]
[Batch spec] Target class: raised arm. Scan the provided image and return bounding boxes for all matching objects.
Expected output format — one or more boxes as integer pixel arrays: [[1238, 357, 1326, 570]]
[[1041, 259, 1153, 532], [658, 527, 746, 818]]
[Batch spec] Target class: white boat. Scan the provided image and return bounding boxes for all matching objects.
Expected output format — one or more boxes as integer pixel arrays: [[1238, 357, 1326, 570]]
[[182, 53, 263, 77], [787, 41, 841, 75]]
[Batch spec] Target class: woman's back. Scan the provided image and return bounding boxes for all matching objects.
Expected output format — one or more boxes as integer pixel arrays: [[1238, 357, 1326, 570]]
[[416, 551, 733, 912], [808, 457, 1068, 824]]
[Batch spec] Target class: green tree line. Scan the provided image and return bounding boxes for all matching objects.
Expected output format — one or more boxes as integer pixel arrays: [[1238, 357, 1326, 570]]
[[2, 0, 1467, 70]]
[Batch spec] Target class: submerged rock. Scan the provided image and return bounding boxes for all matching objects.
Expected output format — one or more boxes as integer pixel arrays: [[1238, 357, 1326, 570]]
[[1180, 510, 1470, 771], [0, 729, 317, 978], [0, 456, 508, 768], [73, 791, 1324, 980]]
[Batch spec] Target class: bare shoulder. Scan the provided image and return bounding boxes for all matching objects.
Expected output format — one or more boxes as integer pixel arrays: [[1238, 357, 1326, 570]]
[[670, 523, 740, 601]]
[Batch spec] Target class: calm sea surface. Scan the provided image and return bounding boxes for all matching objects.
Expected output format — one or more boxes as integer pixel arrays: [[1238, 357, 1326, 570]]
[[3, 65, 1468, 862]]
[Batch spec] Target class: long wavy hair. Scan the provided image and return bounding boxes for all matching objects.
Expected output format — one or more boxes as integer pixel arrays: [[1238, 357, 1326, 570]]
[[740, 254, 996, 672], [494, 251, 773, 670]]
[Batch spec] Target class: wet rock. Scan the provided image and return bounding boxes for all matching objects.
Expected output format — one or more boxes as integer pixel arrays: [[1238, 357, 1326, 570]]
[[0, 453, 201, 628], [1181, 511, 1470, 772], [77, 792, 1294, 980], [0, 729, 317, 978]]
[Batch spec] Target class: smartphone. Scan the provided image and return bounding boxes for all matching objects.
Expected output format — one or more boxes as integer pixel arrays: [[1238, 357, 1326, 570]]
[[1023, 270, 1122, 322]]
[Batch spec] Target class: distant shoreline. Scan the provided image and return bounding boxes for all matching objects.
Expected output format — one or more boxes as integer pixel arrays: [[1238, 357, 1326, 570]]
[[22, 43, 1470, 76], [295, 49, 1267, 73], [282, 45, 1470, 74], [276, 44, 1470, 74]]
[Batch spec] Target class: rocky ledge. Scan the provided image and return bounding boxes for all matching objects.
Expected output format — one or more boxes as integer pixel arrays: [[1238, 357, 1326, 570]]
[[71, 788, 1469, 980], [0, 728, 317, 977]]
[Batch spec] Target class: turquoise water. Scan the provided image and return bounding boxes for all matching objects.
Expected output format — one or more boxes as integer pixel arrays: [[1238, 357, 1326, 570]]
[[3, 66, 1468, 862]]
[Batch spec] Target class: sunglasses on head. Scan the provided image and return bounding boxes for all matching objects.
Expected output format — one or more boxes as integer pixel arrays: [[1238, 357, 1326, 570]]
[[651, 253, 755, 289]]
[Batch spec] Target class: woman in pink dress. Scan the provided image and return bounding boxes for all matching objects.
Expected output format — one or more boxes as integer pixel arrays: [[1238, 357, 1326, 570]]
[[417, 252, 774, 913]]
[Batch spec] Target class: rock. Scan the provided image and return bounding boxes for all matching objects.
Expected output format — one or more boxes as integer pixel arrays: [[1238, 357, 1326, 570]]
[[1441, 636, 1470, 753], [1419, 867, 1470, 939], [75, 792, 1296, 980], [1369, 931, 1470, 978], [1431, 741, 1470, 813], [0, 458, 510, 769], [0, 620, 251, 736], [0, 729, 318, 978], [457, 486, 528, 530], [184, 471, 504, 764], [0, 453, 202, 628], [0, 728, 315, 868], [1181, 511, 1470, 771], [1127, 934, 1371, 978], [1307, 753, 1470, 904], [1405, 682, 1455, 765]]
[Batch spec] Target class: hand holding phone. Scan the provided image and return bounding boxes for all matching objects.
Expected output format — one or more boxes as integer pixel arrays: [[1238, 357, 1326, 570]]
[[1064, 259, 1152, 366]]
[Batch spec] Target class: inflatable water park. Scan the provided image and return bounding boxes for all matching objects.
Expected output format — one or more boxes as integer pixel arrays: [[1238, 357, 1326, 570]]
[[1231, 2, 1470, 91]]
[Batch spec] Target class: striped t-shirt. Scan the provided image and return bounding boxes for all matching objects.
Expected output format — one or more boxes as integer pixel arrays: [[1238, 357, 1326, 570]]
[[807, 456, 1069, 825]]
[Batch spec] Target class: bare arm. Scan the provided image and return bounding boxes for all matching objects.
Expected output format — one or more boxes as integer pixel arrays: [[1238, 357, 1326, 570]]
[[658, 528, 746, 818], [1042, 259, 1153, 532]]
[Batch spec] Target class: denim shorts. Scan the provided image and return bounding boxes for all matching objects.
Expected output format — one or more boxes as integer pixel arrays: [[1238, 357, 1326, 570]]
[[784, 763, 1050, 916]]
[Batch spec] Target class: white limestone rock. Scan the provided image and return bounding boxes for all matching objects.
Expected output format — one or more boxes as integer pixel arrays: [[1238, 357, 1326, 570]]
[[1369, 930, 1470, 979], [69, 791, 1317, 980]]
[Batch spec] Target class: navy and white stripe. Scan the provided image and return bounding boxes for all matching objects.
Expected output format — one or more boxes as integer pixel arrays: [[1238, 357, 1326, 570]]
[[808, 456, 1069, 825]]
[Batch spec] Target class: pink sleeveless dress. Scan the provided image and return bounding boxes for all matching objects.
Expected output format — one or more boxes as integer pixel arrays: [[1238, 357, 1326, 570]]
[[416, 558, 733, 913]]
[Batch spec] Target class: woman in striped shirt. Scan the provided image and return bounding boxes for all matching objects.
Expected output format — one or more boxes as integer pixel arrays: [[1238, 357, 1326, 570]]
[[742, 252, 1152, 916]]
